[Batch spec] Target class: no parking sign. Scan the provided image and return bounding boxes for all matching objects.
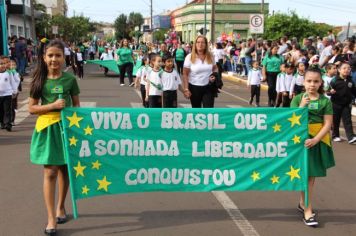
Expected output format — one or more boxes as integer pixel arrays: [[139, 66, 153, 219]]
[[249, 14, 264, 34]]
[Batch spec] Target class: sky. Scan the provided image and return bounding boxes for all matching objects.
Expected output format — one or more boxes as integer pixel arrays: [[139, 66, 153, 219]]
[[66, 0, 355, 26]]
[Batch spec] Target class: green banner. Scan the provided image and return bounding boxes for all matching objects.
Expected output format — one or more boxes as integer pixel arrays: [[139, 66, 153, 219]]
[[61, 108, 309, 218], [86, 60, 142, 76]]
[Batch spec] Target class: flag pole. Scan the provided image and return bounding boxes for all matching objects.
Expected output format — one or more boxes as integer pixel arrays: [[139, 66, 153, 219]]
[[61, 109, 79, 219]]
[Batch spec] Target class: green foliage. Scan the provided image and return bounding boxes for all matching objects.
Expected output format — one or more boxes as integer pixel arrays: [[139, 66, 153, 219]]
[[263, 11, 333, 41], [153, 29, 166, 43], [49, 15, 91, 42], [114, 12, 144, 40]]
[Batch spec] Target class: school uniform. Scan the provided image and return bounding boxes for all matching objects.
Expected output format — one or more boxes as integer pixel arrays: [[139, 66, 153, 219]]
[[0, 71, 18, 130], [75, 52, 84, 79], [329, 75, 356, 143], [290, 73, 305, 95], [291, 93, 335, 176], [136, 66, 149, 108], [161, 69, 182, 108], [146, 69, 163, 108], [30, 72, 80, 165], [7, 69, 21, 124], [281, 73, 293, 107], [247, 68, 262, 106], [100, 51, 114, 75], [322, 75, 334, 99], [275, 72, 285, 107]]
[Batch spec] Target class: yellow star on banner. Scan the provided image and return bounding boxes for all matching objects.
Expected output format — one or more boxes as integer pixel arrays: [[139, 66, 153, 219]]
[[292, 135, 301, 144], [272, 123, 281, 133], [82, 185, 90, 195], [84, 125, 93, 135], [69, 136, 78, 146], [288, 112, 302, 127], [286, 166, 301, 181], [270, 175, 280, 184], [97, 176, 112, 192], [73, 161, 86, 177], [92, 160, 102, 170], [66, 112, 84, 128], [251, 171, 261, 182]]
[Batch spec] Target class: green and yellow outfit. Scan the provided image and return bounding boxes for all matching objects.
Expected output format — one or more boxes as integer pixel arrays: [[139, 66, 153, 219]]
[[291, 93, 335, 177], [30, 72, 80, 165]]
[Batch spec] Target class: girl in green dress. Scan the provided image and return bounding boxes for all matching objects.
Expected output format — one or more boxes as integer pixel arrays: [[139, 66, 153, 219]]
[[29, 40, 80, 236], [291, 67, 335, 227]]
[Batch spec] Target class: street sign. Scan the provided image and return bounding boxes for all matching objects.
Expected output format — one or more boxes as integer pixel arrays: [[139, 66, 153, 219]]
[[249, 14, 264, 34]]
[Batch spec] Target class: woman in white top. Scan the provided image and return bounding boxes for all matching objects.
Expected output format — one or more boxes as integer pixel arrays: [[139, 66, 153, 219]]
[[183, 36, 219, 108]]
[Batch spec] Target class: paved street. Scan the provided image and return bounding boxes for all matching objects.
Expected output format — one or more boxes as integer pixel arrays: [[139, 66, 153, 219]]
[[1, 64, 356, 236]]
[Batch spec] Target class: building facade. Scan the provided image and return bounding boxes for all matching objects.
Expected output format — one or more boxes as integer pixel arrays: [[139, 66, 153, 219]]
[[6, 0, 32, 38], [36, 0, 67, 16], [171, 0, 268, 43]]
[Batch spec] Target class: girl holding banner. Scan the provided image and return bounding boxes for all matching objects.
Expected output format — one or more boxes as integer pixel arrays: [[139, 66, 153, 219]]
[[291, 66, 335, 227], [29, 40, 80, 236]]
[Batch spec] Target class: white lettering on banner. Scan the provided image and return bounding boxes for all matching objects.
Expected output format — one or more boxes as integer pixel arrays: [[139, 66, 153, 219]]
[[94, 139, 180, 157], [161, 112, 226, 130], [91, 112, 133, 130], [125, 168, 236, 186], [79, 140, 91, 157], [192, 141, 288, 158], [137, 113, 150, 128], [234, 113, 267, 130]]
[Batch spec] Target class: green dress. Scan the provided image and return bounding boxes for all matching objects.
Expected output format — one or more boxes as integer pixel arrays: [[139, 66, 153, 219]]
[[30, 72, 80, 165], [291, 93, 335, 177]]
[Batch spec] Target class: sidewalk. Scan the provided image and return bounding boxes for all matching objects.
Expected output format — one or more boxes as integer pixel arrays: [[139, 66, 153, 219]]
[[222, 72, 356, 116]]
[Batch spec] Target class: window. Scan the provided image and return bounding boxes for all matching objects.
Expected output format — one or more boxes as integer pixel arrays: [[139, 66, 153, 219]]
[[18, 26, 24, 37], [10, 25, 17, 37]]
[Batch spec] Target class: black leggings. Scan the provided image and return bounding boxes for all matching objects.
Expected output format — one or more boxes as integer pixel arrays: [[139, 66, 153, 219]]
[[176, 61, 184, 75], [189, 83, 215, 108], [266, 72, 279, 106], [119, 62, 134, 84]]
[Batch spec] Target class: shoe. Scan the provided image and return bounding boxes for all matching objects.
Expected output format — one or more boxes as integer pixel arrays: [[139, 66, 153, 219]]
[[44, 228, 56, 236], [348, 136, 356, 144], [248, 99, 253, 105], [120, 83, 125, 86], [129, 82, 135, 87], [303, 216, 319, 227], [255, 103, 260, 107], [56, 215, 67, 224], [297, 204, 316, 217], [5, 126, 12, 132], [333, 137, 342, 142]]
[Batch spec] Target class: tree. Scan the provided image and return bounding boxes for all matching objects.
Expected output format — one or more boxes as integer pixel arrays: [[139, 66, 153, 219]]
[[128, 12, 144, 30], [114, 14, 129, 40], [153, 29, 167, 43], [263, 11, 332, 41]]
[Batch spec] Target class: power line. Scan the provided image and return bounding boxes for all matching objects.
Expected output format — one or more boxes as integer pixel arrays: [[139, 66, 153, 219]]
[[290, 0, 356, 15]]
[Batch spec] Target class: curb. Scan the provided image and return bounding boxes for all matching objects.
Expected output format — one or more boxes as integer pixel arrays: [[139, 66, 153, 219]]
[[222, 73, 268, 91]]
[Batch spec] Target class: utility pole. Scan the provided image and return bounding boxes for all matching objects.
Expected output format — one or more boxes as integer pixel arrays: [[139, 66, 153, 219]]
[[30, 0, 35, 40], [150, 0, 154, 43], [22, 0, 27, 38], [261, 0, 264, 14], [204, 0, 207, 35], [346, 22, 351, 39], [211, 0, 215, 42]]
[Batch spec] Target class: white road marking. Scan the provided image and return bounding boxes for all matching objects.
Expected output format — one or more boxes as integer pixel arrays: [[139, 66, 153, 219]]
[[80, 102, 97, 107], [19, 98, 29, 104], [179, 103, 191, 108], [130, 102, 144, 108], [220, 89, 250, 103], [212, 191, 260, 236], [226, 105, 242, 108]]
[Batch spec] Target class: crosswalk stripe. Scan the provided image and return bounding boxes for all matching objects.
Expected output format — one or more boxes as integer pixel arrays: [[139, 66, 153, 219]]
[[179, 103, 191, 108], [130, 102, 144, 108], [80, 102, 97, 107], [226, 105, 242, 108]]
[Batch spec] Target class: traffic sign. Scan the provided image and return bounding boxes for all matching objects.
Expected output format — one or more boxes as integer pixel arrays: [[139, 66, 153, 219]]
[[249, 14, 264, 34]]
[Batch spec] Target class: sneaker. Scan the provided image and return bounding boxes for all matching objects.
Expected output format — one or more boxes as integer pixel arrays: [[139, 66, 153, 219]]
[[348, 136, 356, 144], [333, 137, 342, 142], [248, 99, 253, 105], [120, 83, 125, 86], [129, 82, 135, 87], [298, 204, 316, 217], [303, 216, 319, 227], [255, 103, 260, 107]]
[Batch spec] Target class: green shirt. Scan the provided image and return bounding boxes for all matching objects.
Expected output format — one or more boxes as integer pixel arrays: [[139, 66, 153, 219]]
[[290, 93, 333, 124], [262, 55, 284, 73], [175, 48, 185, 61], [98, 46, 105, 53], [116, 47, 134, 65], [32, 72, 80, 108]]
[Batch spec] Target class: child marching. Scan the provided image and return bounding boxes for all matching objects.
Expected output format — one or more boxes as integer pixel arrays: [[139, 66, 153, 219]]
[[290, 66, 335, 227], [247, 60, 263, 107], [28, 40, 80, 236], [135, 56, 150, 108], [161, 54, 184, 108], [145, 54, 163, 108]]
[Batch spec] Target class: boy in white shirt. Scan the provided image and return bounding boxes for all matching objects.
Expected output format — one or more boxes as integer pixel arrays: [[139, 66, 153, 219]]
[[247, 61, 263, 107], [146, 54, 163, 108], [161, 55, 184, 108], [0, 56, 18, 131]]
